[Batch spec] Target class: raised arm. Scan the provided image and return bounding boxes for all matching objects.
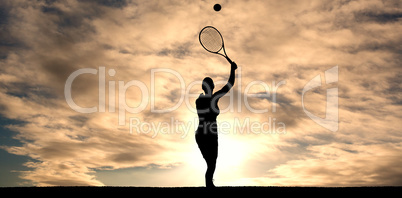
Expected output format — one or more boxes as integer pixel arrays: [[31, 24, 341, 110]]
[[214, 62, 237, 98]]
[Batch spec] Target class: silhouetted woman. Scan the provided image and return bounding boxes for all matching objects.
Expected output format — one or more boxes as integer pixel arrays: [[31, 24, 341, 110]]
[[195, 61, 237, 187]]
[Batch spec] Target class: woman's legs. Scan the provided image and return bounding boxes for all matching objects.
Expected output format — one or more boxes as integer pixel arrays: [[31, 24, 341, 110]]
[[204, 138, 218, 187], [205, 157, 216, 187], [196, 134, 218, 187]]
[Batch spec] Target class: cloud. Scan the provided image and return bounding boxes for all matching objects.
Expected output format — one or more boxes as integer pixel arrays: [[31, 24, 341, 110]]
[[253, 143, 402, 186], [0, 0, 401, 186]]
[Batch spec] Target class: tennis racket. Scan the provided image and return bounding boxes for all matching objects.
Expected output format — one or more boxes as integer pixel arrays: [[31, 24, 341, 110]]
[[199, 26, 233, 64]]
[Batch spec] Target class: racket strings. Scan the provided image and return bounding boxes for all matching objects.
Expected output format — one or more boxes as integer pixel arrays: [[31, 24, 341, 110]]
[[200, 28, 223, 53]]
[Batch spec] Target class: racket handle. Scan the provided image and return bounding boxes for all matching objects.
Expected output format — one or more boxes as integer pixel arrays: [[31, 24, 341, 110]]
[[225, 56, 233, 64]]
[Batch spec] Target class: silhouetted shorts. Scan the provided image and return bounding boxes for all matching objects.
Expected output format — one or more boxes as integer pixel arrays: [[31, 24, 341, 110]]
[[195, 133, 218, 161]]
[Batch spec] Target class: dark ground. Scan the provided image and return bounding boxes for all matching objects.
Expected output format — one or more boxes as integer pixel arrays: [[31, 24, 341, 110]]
[[1, 186, 400, 195]]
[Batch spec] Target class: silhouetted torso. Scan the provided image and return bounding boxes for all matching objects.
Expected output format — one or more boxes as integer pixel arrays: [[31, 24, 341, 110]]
[[195, 93, 221, 136]]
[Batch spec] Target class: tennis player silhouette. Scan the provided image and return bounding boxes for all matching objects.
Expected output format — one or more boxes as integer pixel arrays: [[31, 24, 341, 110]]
[[195, 61, 237, 187]]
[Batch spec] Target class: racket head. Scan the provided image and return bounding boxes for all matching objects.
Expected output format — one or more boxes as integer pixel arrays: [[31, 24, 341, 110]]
[[199, 26, 224, 53]]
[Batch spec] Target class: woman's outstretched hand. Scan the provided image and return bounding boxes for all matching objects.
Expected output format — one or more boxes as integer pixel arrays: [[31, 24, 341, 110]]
[[231, 61, 237, 70]]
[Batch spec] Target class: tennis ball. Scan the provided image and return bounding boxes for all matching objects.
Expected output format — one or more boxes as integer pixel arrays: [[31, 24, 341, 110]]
[[213, 4, 221, 11]]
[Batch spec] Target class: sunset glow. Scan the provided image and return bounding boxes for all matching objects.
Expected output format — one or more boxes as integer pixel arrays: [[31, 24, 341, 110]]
[[0, 0, 401, 187]]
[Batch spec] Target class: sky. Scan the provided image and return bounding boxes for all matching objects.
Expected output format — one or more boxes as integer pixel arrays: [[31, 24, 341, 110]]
[[0, 0, 401, 187]]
